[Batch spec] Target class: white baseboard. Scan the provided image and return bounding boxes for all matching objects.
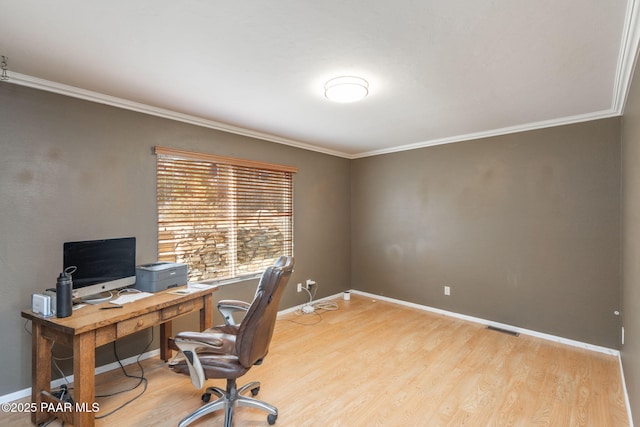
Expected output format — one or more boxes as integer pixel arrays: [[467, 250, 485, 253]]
[[281, 289, 617, 354], [350, 290, 620, 355], [0, 349, 159, 404], [618, 353, 636, 427]]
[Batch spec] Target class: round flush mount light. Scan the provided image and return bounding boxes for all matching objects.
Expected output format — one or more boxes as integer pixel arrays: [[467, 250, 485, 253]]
[[324, 76, 369, 103]]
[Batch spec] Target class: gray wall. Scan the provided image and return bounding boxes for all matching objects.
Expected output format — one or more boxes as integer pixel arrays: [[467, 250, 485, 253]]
[[351, 119, 621, 348], [0, 82, 351, 395], [621, 54, 640, 422]]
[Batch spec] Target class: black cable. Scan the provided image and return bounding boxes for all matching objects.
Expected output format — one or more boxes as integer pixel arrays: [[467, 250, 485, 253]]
[[94, 329, 154, 419]]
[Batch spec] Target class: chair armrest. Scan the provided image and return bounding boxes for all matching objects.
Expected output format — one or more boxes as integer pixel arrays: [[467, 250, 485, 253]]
[[218, 299, 251, 326], [173, 332, 225, 390], [175, 331, 224, 347]]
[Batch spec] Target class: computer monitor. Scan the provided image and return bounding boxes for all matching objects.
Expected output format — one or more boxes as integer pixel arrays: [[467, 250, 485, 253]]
[[63, 237, 136, 301]]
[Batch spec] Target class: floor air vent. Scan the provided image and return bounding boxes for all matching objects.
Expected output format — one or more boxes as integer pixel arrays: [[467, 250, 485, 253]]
[[487, 325, 519, 337]]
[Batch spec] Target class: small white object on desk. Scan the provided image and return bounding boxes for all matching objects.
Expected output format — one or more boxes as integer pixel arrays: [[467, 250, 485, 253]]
[[167, 283, 216, 295], [110, 291, 153, 305], [188, 283, 215, 290]]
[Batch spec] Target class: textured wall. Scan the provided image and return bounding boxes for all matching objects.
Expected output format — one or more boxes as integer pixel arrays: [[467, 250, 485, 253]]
[[621, 56, 640, 424], [352, 119, 621, 348], [0, 82, 351, 395]]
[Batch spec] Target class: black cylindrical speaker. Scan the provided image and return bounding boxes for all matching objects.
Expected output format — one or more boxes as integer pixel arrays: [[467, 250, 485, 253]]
[[56, 271, 73, 318]]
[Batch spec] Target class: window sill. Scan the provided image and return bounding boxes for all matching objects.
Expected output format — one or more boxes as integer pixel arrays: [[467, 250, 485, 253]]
[[198, 273, 262, 287]]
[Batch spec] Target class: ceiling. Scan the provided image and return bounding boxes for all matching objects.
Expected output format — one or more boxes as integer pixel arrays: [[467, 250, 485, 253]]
[[1, 1, 638, 158]]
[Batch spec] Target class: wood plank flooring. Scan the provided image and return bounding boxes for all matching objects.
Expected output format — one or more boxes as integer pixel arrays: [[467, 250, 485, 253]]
[[2, 294, 629, 426]]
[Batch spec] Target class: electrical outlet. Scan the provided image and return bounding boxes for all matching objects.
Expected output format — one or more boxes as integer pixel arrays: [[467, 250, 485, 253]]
[[297, 283, 302, 292], [444, 286, 451, 296], [305, 279, 316, 291]]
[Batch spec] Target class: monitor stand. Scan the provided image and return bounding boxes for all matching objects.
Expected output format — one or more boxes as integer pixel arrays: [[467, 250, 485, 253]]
[[80, 291, 113, 305]]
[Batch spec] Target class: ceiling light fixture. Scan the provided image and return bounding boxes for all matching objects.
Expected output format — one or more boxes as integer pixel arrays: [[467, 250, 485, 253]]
[[324, 76, 369, 103]]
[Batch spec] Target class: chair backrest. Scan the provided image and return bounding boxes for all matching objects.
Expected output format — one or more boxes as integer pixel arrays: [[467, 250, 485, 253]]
[[235, 256, 294, 368]]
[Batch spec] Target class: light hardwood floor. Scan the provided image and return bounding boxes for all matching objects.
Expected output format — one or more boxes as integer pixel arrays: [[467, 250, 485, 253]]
[[3, 295, 629, 426]]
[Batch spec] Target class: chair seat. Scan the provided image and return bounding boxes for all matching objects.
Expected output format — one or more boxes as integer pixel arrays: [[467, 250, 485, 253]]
[[171, 354, 250, 380], [170, 328, 243, 378]]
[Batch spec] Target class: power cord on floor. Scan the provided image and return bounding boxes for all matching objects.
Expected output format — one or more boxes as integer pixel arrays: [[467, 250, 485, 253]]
[[94, 328, 154, 419], [282, 281, 339, 325], [283, 309, 323, 325], [299, 281, 339, 313], [313, 300, 339, 311]]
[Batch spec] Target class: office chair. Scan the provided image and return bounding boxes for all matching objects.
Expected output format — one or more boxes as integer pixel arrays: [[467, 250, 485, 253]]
[[170, 256, 294, 427]]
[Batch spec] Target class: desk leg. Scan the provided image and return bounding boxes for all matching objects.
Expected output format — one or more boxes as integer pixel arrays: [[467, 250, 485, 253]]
[[160, 321, 172, 362], [73, 331, 97, 426], [31, 322, 53, 425], [201, 293, 213, 330]]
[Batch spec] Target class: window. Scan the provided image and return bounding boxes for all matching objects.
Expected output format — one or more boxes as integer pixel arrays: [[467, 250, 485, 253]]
[[155, 146, 296, 282]]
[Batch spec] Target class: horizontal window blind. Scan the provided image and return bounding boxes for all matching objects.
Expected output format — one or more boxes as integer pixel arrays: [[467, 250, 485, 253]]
[[155, 146, 295, 282]]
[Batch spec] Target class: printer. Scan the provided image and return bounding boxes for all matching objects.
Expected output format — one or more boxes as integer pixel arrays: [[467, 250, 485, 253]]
[[135, 262, 188, 292]]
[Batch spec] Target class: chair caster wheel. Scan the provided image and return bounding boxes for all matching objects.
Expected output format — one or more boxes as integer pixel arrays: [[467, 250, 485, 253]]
[[267, 413, 277, 425], [251, 386, 260, 396], [201, 392, 211, 403]]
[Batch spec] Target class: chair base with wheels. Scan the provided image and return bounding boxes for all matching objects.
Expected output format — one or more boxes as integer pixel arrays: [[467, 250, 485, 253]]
[[178, 378, 277, 427]]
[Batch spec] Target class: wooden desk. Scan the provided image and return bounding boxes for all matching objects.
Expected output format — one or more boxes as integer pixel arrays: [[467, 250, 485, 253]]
[[21, 286, 216, 426]]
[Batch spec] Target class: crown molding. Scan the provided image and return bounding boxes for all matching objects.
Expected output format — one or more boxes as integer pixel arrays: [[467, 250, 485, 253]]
[[6, 72, 353, 159], [614, 0, 640, 114], [351, 109, 620, 159]]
